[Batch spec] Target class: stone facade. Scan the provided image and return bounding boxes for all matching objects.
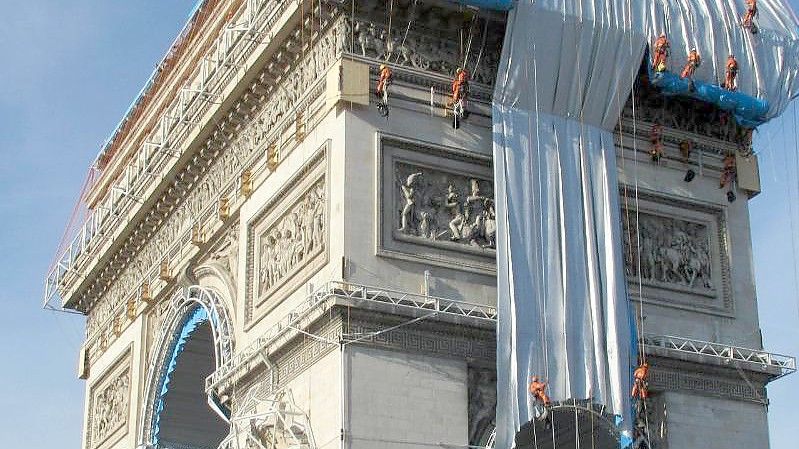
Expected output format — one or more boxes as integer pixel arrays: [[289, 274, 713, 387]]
[[55, 2, 790, 449]]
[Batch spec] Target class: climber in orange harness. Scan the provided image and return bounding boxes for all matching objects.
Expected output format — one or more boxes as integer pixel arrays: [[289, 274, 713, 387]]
[[649, 124, 664, 162], [724, 54, 739, 91], [375, 64, 393, 117], [742, 0, 759, 33], [681, 48, 701, 80], [449, 67, 470, 128], [652, 33, 670, 72], [529, 376, 551, 407], [451, 69, 470, 108], [720, 153, 737, 189], [631, 362, 650, 400]]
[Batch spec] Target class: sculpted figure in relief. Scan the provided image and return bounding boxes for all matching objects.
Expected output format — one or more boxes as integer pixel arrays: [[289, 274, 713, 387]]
[[395, 163, 495, 249], [623, 213, 714, 291], [258, 181, 326, 297], [91, 369, 130, 447]]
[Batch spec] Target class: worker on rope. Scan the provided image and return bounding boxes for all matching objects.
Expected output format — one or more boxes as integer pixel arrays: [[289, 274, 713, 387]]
[[631, 362, 650, 400], [680, 48, 701, 91], [724, 54, 739, 91], [449, 67, 470, 128], [652, 33, 670, 72], [742, 0, 759, 33], [375, 64, 393, 118], [680, 139, 696, 182], [529, 376, 551, 407], [649, 124, 664, 162], [720, 153, 737, 202]]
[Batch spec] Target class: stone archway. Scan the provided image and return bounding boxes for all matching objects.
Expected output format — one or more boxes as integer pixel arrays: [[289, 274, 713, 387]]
[[139, 286, 235, 449]]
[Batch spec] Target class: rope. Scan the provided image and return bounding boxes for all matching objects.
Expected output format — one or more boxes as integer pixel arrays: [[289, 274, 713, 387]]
[[385, 0, 395, 62], [394, 0, 418, 64], [472, 18, 489, 81]]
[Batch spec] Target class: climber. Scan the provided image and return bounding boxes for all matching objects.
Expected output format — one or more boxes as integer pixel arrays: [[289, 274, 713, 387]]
[[649, 124, 664, 161], [720, 153, 737, 189], [529, 376, 551, 407], [742, 0, 759, 32], [450, 68, 470, 108], [449, 67, 470, 128], [652, 33, 670, 72], [376, 64, 393, 99], [724, 54, 739, 91], [680, 140, 696, 182], [681, 48, 701, 80], [375, 64, 393, 118], [631, 362, 650, 400]]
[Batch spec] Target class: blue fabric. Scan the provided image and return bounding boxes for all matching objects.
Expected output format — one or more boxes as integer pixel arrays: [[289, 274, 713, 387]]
[[450, 0, 514, 10], [650, 70, 770, 128], [151, 306, 209, 447]]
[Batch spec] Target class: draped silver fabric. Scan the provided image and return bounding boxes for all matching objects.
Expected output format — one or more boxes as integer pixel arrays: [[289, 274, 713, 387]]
[[493, 1, 799, 448]]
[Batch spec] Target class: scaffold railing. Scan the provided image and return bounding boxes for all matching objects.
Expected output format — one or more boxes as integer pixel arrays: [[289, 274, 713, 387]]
[[206, 282, 795, 394], [641, 333, 797, 378], [42, 0, 291, 310], [205, 281, 498, 393]]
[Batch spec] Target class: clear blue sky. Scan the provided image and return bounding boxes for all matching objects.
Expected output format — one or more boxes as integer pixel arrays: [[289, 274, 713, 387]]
[[0, 1, 797, 448]]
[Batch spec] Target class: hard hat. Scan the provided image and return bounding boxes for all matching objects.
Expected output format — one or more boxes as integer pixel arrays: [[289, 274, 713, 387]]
[[379, 64, 386, 70]]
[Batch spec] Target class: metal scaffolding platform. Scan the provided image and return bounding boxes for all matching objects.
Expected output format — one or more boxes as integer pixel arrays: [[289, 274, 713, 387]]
[[43, 0, 294, 311], [205, 281, 794, 396]]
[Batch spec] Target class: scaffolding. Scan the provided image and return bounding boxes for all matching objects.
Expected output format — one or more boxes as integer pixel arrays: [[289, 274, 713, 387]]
[[43, 0, 305, 311]]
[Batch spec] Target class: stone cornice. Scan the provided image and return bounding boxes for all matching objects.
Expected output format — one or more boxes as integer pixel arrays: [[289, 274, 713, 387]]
[[87, 0, 243, 208]]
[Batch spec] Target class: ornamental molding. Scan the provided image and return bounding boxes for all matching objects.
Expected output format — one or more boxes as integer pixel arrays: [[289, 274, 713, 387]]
[[139, 286, 236, 447], [649, 365, 767, 404], [245, 146, 329, 328], [377, 135, 497, 275], [83, 12, 348, 359], [84, 4, 505, 359], [86, 345, 132, 449], [618, 85, 752, 154], [620, 187, 733, 316]]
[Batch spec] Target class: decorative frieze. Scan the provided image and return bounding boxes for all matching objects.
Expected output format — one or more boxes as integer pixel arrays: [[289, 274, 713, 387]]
[[256, 180, 326, 298], [395, 163, 496, 249], [649, 367, 767, 404], [246, 149, 328, 326], [378, 136, 496, 274], [624, 212, 715, 292], [621, 190, 732, 315], [86, 348, 131, 449], [350, 11, 503, 87], [85, 13, 349, 354], [620, 84, 752, 150]]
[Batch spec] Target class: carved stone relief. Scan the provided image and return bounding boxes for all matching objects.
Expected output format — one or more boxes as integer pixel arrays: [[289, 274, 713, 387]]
[[395, 163, 496, 249], [246, 149, 328, 326], [620, 190, 732, 315], [620, 84, 752, 150], [86, 348, 131, 449], [468, 367, 497, 447], [85, 14, 348, 354], [210, 222, 241, 287], [256, 180, 326, 298], [348, 11, 503, 87], [379, 137, 496, 275], [623, 213, 714, 293]]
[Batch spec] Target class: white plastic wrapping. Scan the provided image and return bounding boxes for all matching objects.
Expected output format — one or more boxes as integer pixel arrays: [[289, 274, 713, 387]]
[[493, 1, 799, 448]]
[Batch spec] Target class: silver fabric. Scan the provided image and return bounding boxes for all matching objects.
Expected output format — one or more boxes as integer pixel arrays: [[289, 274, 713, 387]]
[[493, 1, 799, 448]]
